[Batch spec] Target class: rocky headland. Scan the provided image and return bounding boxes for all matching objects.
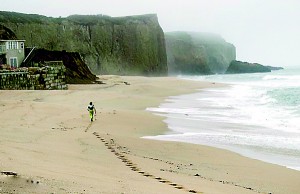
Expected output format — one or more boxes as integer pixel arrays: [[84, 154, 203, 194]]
[[165, 31, 236, 75], [225, 60, 272, 74]]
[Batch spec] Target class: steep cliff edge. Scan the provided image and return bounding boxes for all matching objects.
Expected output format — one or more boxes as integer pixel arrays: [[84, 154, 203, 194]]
[[0, 12, 167, 75], [165, 31, 236, 75]]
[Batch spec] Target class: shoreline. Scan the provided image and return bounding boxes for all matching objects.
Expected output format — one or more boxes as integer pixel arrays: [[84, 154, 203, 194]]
[[1, 75, 300, 194], [144, 84, 300, 172]]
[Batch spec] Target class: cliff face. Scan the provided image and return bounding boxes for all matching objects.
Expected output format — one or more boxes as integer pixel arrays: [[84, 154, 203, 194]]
[[226, 60, 271, 74], [165, 31, 236, 75], [0, 12, 167, 75]]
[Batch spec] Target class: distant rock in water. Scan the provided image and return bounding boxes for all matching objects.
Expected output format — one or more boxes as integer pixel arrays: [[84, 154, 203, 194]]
[[0, 11, 167, 75], [225, 60, 271, 74], [165, 31, 236, 75], [265, 66, 284, 71]]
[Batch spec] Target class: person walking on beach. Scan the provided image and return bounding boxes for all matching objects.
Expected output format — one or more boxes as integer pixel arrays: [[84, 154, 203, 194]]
[[87, 102, 96, 122]]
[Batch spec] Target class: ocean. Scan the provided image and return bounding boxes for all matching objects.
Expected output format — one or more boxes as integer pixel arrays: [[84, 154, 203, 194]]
[[145, 67, 300, 171]]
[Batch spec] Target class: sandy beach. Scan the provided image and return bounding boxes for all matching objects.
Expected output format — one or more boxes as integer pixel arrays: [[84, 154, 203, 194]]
[[1, 75, 300, 194]]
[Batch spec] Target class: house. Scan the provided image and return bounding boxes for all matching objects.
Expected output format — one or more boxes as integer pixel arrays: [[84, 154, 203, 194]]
[[0, 40, 25, 68]]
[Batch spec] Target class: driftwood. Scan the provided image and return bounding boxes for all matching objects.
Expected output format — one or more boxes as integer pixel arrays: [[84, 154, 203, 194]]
[[1, 171, 18, 176]]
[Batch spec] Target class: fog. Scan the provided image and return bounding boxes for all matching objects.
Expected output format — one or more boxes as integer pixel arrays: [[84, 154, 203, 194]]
[[2, 0, 300, 67]]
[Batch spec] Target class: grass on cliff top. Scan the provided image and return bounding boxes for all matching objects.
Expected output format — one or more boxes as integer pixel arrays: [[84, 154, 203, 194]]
[[0, 11, 157, 26]]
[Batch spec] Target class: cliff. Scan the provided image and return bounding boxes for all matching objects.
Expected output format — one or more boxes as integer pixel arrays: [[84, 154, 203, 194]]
[[0, 11, 167, 75], [165, 31, 236, 75], [226, 60, 271, 74]]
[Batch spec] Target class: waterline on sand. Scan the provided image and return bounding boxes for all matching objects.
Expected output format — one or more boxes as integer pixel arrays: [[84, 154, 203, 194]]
[[145, 69, 300, 171]]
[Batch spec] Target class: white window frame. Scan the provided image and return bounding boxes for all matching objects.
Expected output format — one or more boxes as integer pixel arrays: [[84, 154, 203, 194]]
[[9, 57, 18, 68], [6, 41, 18, 50], [0, 45, 5, 53]]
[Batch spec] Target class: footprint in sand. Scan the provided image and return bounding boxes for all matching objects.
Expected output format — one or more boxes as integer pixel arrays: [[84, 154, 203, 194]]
[[91, 132, 201, 194], [85, 123, 92, 132], [175, 186, 185, 189], [159, 180, 170, 183], [130, 167, 139, 171]]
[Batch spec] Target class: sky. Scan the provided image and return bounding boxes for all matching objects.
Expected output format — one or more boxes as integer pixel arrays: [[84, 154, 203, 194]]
[[1, 0, 300, 67]]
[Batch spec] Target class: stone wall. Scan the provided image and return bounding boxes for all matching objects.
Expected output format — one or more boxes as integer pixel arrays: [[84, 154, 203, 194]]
[[0, 62, 68, 90]]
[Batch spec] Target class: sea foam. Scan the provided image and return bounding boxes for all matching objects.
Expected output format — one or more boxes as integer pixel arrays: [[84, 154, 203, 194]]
[[145, 68, 300, 170]]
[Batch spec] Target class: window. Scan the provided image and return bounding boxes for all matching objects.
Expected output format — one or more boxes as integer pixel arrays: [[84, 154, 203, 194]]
[[6, 41, 18, 50], [20, 42, 24, 49], [0, 45, 5, 53], [10, 57, 18, 68]]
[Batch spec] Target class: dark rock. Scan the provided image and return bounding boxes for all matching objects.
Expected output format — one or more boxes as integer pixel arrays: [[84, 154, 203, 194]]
[[266, 66, 284, 71], [225, 60, 271, 74], [21, 48, 96, 84], [0, 24, 17, 40]]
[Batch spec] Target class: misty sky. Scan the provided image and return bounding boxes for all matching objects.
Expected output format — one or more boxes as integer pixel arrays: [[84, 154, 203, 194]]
[[2, 0, 300, 67]]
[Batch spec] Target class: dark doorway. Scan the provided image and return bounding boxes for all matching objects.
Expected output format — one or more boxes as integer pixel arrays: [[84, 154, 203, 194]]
[[0, 54, 6, 65]]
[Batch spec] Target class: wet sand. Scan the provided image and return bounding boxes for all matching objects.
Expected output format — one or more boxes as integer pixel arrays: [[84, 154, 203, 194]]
[[0, 75, 300, 194]]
